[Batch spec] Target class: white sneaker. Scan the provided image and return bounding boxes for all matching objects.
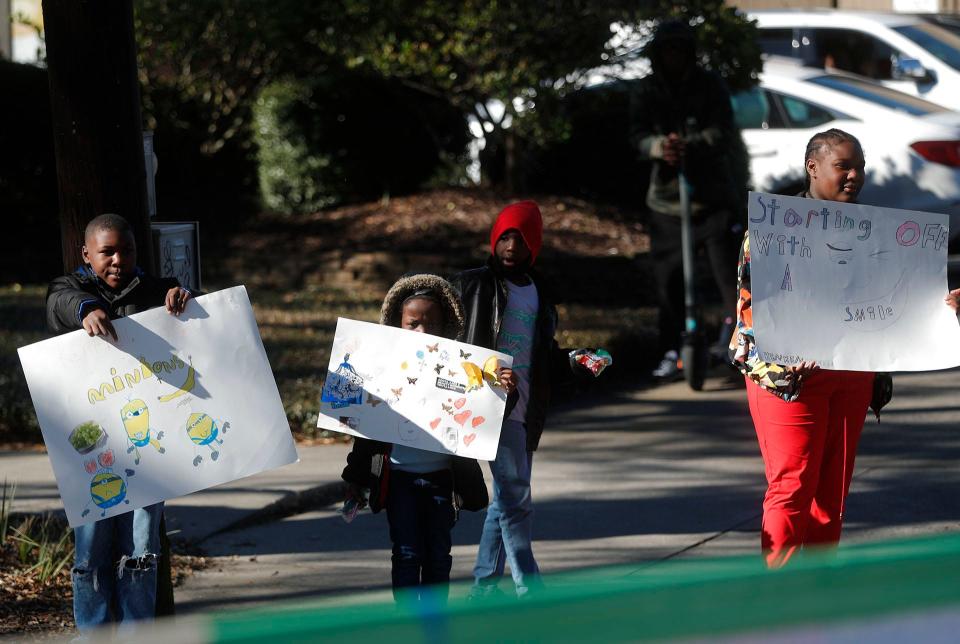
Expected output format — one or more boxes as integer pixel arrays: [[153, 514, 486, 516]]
[[652, 350, 682, 379]]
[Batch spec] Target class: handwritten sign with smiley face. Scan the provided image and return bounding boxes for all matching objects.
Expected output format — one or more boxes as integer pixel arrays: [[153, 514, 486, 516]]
[[747, 191, 960, 371]]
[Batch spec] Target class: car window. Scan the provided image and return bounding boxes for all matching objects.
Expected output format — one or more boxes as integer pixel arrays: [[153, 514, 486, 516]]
[[811, 28, 902, 79], [731, 87, 771, 129], [808, 74, 948, 115], [894, 23, 960, 72], [758, 29, 797, 58], [775, 93, 836, 128]]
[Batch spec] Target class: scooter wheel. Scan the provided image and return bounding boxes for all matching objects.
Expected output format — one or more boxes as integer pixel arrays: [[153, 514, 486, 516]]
[[682, 341, 707, 391]]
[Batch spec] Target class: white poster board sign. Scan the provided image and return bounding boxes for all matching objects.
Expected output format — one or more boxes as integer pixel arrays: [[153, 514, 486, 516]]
[[748, 191, 960, 371], [17, 286, 299, 527], [317, 318, 512, 461]]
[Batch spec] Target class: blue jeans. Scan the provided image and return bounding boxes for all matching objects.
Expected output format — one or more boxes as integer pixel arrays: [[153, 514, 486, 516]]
[[473, 420, 541, 595], [72, 503, 163, 631], [385, 469, 455, 602]]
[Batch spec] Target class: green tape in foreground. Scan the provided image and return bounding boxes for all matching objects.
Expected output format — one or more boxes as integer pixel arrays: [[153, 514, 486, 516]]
[[209, 533, 960, 643]]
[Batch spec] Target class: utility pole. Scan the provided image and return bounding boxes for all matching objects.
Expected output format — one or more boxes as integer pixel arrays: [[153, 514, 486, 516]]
[[41, 0, 152, 272]]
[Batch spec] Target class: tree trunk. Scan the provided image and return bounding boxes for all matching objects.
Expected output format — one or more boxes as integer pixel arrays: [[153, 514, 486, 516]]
[[42, 0, 153, 272]]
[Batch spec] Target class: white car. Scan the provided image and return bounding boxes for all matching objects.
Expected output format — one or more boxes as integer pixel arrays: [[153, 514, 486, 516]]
[[750, 10, 960, 111], [733, 58, 960, 238]]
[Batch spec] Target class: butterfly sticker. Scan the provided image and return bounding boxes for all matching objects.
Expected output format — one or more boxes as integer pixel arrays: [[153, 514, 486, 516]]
[[367, 394, 385, 408], [427, 343, 439, 353], [434, 364, 444, 375], [407, 377, 418, 385], [448, 369, 457, 377], [439, 350, 450, 361], [390, 387, 403, 400], [459, 349, 472, 359], [462, 355, 502, 391], [441, 403, 454, 414]]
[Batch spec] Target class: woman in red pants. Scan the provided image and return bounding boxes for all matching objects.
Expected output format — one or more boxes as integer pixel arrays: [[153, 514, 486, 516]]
[[730, 128, 877, 568]]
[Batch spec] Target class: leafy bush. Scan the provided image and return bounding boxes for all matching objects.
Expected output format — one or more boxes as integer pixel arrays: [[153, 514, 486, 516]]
[[0, 285, 45, 442], [524, 81, 646, 208], [254, 70, 469, 214], [0, 62, 61, 284]]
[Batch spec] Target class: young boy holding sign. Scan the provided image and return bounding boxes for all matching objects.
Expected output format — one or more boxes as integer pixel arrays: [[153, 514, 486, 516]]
[[46, 213, 190, 631], [341, 273, 490, 602]]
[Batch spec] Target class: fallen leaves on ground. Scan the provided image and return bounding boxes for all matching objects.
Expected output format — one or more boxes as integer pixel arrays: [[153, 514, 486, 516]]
[[0, 543, 73, 637], [1, 539, 211, 637]]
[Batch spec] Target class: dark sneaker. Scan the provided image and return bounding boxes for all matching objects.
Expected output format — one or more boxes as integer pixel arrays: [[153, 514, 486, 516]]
[[652, 350, 682, 379]]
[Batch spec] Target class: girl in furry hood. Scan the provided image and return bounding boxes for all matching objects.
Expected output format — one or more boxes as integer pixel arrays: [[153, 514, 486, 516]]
[[341, 274, 488, 602]]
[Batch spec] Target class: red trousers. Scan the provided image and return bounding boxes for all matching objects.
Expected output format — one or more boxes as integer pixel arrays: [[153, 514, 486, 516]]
[[745, 370, 874, 568]]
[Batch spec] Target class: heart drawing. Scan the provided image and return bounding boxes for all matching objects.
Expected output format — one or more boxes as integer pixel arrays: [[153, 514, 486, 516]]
[[463, 433, 477, 446], [471, 416, 485, 428], [453, 410, 472, 426], [429, 418, 441, 430], [454, 397, 467, 410]]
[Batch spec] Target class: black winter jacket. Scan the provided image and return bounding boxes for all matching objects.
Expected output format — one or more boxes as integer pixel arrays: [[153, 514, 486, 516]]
[[340, 273, 488, 514], [47, 266, 181, 334], [342, 437, 488, 514], [451, 259, 577, 452]]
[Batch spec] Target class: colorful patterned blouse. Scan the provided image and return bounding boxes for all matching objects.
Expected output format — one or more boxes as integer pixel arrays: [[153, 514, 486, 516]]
[[728, 232, 802, 401]]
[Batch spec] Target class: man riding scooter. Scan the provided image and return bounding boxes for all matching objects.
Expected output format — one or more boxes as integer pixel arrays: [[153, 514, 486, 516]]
[[629, 19, 744, 386]]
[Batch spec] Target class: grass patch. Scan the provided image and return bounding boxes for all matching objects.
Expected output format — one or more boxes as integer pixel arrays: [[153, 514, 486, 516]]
[[249, 285, 381, 437], [0, 285, 46, 442], [0, 481, 74, 635]]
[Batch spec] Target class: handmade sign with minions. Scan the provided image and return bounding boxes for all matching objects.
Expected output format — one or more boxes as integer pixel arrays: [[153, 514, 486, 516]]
[[18, 286, 298, 527], [748, 191, 960, 371], [318, 318, 512, 461]]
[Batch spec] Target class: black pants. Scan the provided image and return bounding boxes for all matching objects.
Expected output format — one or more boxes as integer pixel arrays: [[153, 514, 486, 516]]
[[648, 209, 738, 353], [385, 469, 455, 602]]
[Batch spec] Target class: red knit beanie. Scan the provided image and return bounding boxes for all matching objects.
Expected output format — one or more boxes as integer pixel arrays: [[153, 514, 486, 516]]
[[489, 200, 543, 264]]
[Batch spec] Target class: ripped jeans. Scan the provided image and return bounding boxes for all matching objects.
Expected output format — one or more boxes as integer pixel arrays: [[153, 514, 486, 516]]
[[72, 502, 163, 631], [385, 469, 455, 602]]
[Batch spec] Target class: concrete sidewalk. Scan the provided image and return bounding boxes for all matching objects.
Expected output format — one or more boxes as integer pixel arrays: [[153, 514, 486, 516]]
[[3, 367, 959, 614]]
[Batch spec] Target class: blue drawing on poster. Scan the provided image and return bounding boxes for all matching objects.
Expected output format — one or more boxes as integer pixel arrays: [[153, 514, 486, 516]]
[[322, 353, 364, 408]]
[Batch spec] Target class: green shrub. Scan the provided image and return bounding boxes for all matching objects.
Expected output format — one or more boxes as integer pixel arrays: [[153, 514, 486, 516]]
[[0, 62, 60, 283], [255, 80, 338, 215], [254, 70, 469, 215]]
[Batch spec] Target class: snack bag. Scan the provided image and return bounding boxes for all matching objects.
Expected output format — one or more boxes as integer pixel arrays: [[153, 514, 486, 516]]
[[571, 349, 613, 377]]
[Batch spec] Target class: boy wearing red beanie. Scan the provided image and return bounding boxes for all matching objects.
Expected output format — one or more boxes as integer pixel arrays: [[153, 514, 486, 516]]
[[453, 200, 584, 597]]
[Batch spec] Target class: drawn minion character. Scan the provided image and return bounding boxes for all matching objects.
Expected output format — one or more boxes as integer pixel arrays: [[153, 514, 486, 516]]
[[121, 398, 165, 465], [81, 449, 131, 518], [185, 412, 229, 467]]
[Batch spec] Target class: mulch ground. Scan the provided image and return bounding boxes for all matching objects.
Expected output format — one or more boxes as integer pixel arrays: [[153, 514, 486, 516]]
[[0, 542, 73, 637], [0, 539, 209, 637], [212, 188, 649, 302]]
